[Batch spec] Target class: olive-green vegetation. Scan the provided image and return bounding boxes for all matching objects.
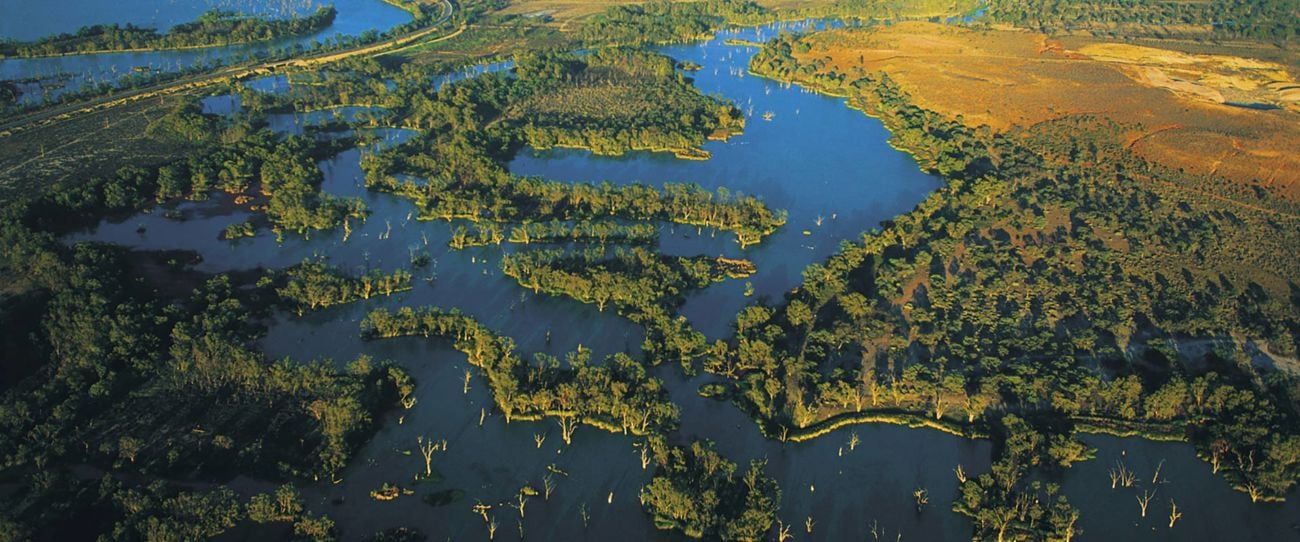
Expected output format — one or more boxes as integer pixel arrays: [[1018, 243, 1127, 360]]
[[107, 481, 336, 542], [447, 219, 663, 249], [358, 51, 781, 247], [361, 306, 680, 440], [639, 438, 780, 540], [0, 137, 415, 537], [145, 99, 368, 237], [510, 50, 745, 156], [579, 1, 771, 46], [575, 0, 982, 48], [722, 33, 1300, 502], [0, 222, 405, 538], [501, 247, 753, 369], [0, 7, 339, 58], [358, 304, 784, 536], [3, 475, 334, 542], [983, 0, 1298, 46], [271, 259, 415, 315], [953, 415, 1084, 541], [506, 220, 660, 247], [774, 0, 982, 21]]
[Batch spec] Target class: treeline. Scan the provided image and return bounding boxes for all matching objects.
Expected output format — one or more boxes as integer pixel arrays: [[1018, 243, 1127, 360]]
[[578, 1, 770, 46], [774, 0, 981, 22], [361, 306, 680, 440], [146, 99, 367, 237], [982, 0, 1298, 46], [357, 49, 780, 248], [508, 50, 745, 158], [5, 106, 351, 237], [359, 304, 780, 536], [954, 415, 1084, 541], [3, 475, 335, 542], [103, 481, 335, 541], [366, 145, 784, 246], [0, 7, 338, 58], [449, 219, 659, 249], [0, 81, 16, 105], [500, 247, 751, 369], [0, 207, 411, 480], [271, 259, 414, 315], [507, 219, 658, 247], [639, 438, 780, 540], [732, 33, 1300, 499]]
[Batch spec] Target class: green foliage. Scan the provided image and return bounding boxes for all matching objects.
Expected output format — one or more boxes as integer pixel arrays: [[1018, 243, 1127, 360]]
[[953, 416, 1082, 541], [273, 259, 414, 315], [733, 31, 1300, 498], [0, 81, 16, 105], [510, 49, 746, 157], [982, 0, 1299, 47], [579, 1, 769, 46], [0, 197, 409, 481], [639, 439, 780, 540], [501, 247, 750, 370], [361, 306, 680, 437], [0, 7, 338, 57]]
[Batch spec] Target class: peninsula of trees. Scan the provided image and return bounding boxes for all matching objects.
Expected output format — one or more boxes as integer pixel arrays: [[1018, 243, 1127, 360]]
[[0, 7, 338, 58]]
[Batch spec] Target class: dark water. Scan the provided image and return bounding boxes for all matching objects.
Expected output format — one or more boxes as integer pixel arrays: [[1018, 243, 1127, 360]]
[[508, 21, 942, 341], [2, 0, 334, 41], [0, 0, 411, 104], [64, 19, 1300, 542]]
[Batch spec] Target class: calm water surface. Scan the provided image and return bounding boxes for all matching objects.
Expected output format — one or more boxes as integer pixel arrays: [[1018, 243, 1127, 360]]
[[0, 0, 410, 104], [64, 19, 1300, 542]]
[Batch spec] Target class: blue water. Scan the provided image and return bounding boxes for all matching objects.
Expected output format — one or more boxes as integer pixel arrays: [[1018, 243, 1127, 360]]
[[509, 21, 940, 340], [2, 0, 330, 41], [0, 0, 411, 104], [62, 17, 1300, 542]]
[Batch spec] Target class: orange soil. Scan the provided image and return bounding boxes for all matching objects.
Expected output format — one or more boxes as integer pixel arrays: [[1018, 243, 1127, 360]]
[[791, 22, 1300, 201]]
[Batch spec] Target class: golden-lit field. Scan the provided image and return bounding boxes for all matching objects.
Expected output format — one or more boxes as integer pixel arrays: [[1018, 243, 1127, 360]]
[[0, 94, 196, 202], [791, 22, 1300, 201]]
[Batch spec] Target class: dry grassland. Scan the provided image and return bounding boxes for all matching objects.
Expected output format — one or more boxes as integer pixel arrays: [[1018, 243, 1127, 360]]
[[0, 95, 196, 202], [792, 22, 1300, 201]]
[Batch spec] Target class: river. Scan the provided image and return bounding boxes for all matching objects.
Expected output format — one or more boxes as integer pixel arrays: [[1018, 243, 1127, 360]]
[[57, 16, 1300, 542], [0, 0, 411, 104]]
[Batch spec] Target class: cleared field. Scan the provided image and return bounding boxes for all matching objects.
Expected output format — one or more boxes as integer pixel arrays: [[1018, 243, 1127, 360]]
[[790, 22, 1300, 201], [0, 94, 197, 202]]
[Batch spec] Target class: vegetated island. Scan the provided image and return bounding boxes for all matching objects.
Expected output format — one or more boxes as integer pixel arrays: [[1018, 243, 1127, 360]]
[[0, 0, 1297, 540], [0, 7, 338, 58], [720, 22, 1299, 532]]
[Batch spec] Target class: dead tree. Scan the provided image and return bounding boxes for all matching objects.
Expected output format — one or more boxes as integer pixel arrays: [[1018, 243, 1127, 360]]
[[1137, 489, 1156, 517], [558, 415, 578, 445]]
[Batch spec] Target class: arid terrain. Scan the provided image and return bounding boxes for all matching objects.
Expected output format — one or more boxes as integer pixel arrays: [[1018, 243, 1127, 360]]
[[790, 22, 1300, 201]]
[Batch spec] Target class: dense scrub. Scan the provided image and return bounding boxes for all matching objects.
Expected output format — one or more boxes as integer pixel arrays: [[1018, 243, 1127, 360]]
[[501, 247, 753, 369], [731, 32, 1300, 500], [0, 147, 421, 538], [145, 99, 369, 237], [639, 439, 780, 540], [361, 306, 680, 440], [982, 0, 1298, 46], [953, 415, 1084, 541], [2, 476, 334, 542], [509, 50, 745, 156], [579, 1, 770, 46], [0, 7, 338, 58], [271, 260, 414, 315], [357, 49, 783, 247]]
